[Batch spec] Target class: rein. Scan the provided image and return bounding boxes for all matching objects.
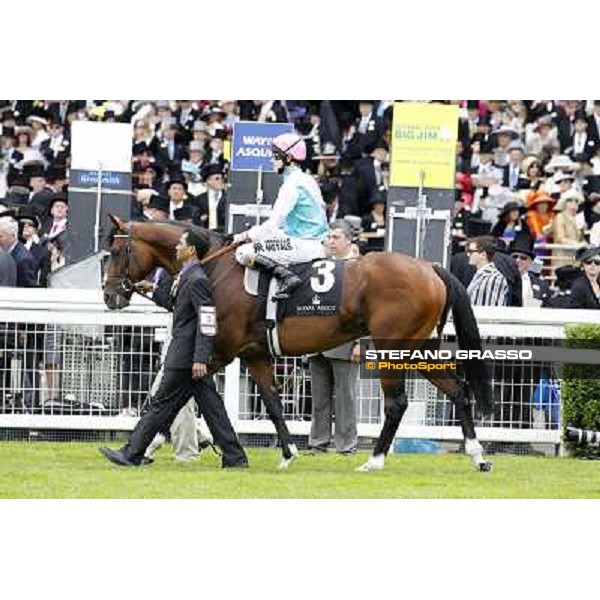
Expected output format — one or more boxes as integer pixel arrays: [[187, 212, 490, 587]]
[[106, 228, 241, 296], [200, 241, 243, 265]]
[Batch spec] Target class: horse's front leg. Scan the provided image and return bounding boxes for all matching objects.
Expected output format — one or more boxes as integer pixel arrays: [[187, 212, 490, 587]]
[[246, 359, 298, 469]]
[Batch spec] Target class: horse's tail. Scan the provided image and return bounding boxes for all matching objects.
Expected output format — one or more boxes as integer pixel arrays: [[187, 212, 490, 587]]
[[433, 265, 493, 417]]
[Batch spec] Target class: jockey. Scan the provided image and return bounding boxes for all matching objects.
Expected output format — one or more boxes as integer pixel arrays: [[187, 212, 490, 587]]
[[233, 132, 329, 300]]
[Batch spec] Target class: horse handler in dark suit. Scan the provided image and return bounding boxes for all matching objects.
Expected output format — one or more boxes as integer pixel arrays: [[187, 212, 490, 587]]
[[100, 228, 248, 469]]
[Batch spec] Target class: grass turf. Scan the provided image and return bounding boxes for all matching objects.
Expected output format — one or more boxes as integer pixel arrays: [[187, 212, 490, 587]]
[[0, 442, 599, 498]]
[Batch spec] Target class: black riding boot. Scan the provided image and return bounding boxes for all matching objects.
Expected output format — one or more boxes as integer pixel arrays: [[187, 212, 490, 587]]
[[252, 255, 301, 300]]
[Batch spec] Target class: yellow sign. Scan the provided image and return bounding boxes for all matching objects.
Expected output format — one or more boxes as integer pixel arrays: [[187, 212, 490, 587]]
[[390, 102, 458, 189]]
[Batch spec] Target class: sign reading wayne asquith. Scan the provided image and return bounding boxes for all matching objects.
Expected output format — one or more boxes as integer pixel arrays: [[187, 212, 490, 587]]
[[231, 121, 294, 172]]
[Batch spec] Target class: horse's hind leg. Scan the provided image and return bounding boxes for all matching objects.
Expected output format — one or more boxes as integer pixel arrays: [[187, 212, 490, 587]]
[[357, 377, 407, 472], [420, 369, 492, 472], [246, 360, 298, 469]]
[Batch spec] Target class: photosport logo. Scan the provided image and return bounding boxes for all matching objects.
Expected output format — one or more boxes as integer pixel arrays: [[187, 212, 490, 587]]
[[359, 339, 536, 379], [359, 338, 600, 379]]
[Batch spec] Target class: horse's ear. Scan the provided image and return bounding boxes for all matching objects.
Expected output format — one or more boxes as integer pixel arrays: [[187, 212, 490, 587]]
[[108, 213, 126, 231]]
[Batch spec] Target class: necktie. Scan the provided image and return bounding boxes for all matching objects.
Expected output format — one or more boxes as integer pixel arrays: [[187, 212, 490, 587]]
[[375, 164, 382, 186], [171, 273, 181, 297]]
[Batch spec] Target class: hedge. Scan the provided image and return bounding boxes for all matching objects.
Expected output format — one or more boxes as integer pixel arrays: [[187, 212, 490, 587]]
[[562, 323, 600, 458]]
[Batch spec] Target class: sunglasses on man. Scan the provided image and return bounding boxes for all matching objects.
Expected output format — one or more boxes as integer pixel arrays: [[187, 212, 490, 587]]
[[584, 259, 600, 266]]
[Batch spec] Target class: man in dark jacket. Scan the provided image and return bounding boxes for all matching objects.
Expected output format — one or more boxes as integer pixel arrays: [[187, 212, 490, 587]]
[[354, 139, 389, 216], [508, 234, 550, 307], [0, 217, 37, 287], [100, 227, 247, 468], [17, 211, 51, 286], [191, 164, 227, 232], [546, 265, 581, 308], [0, 248, 16, 286]]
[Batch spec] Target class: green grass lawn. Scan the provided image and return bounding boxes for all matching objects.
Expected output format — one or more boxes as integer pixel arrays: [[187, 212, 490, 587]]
[[1, 442, 600, 498]]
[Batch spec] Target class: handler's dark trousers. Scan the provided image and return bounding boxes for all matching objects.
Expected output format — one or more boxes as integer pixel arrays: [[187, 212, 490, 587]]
[[122, 368, 247, 467]]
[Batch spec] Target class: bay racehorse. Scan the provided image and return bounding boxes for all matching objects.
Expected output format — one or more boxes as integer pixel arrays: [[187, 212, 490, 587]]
[[103, 216, 494, 472]]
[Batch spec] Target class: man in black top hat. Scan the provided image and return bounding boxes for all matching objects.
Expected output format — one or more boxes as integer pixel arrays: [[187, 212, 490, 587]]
[[27, 165, 55, 217], [46, 165, 68, 195], [347, 101, 383, 159], [173, 205, 195, 223], [173, 100, 199, 144], [154, 122, 187, 171], [566, 111, 596, 164], [143, 195, 170, 221], [192, 164, 227, 232], [166, 176, 194, 220], [509, 233, 550, 307], [586, 101, 600, 147], [42, 193, 68, 240], [354, 138, 389, 216], [17, 209, 51, 287], [100, 227, 248, 468], [546, 265, 581, 308], [40, 117, 70, 168]]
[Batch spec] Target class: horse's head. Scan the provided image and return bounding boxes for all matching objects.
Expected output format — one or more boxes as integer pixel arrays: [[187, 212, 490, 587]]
[[102, 214, 158, 310]]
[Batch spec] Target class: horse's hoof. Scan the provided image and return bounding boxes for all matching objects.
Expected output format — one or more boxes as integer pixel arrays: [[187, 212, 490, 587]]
[[278, 454, 298, 470], [478, 461, 493, 473], [356, 454, 385, 473], [278, 444, 299, 470]]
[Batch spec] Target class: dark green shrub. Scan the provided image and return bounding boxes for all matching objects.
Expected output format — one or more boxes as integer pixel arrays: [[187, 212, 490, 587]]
[[562, 324, 600, 458]]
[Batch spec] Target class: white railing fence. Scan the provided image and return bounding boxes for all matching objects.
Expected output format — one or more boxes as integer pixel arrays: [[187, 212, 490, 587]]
[[1, 288, 599, 451]]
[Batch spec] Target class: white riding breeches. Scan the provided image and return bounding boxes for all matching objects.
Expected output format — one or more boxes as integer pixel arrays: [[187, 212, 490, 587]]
[[235, 230, 325, 267]]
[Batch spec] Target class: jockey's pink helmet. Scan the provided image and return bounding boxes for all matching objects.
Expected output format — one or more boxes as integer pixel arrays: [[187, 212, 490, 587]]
[[271, 132, 306, 162]]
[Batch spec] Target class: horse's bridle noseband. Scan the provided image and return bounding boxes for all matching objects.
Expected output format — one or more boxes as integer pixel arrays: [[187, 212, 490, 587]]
[[105, 232, 135, 296]]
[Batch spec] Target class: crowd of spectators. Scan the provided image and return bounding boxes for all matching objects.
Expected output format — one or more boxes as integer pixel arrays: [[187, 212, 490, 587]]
[[0, 99, 598, 308]]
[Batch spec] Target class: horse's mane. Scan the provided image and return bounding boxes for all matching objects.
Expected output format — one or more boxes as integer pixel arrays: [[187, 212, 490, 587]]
[[108, 219, 227, 256]]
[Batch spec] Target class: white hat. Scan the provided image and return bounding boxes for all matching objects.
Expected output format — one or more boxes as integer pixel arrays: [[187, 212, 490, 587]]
[[555, 189, 584, 211], [491, 125, 519, 140], [545, 154, 580, 174], [26, 115, 48, 127], [553, 171, 576, 184]]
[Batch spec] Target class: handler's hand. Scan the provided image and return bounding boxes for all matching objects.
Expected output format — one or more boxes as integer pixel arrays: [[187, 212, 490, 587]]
[[351, 343, 362, 364], [134, 280, 154, 294], [192, 362, 207, 379], [233, 232, 249, 244]]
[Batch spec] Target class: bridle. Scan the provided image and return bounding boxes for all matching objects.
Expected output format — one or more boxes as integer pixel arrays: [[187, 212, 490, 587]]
[[103, 227, 241, 296], [104, 232, 136, 296]]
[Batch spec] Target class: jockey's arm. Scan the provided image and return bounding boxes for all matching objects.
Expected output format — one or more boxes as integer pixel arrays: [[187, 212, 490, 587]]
[[237, 183, 296, 242]]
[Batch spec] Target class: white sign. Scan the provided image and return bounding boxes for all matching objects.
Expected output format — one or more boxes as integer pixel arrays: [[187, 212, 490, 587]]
[[70, 121, 133, 172]]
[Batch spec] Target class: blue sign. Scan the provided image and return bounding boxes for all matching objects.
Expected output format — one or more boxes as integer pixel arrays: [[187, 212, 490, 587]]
[[231, 121, 294, 172], [71, 169, 130, 190]]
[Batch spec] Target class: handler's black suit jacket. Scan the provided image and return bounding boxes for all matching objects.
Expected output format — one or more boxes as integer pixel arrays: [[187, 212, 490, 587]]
[[152, 262, 216, 368], [569, 275, 600, 309]]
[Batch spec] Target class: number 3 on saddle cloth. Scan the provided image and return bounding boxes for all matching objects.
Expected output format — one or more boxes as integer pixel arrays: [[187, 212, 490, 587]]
[[243, 259, 345, 356]]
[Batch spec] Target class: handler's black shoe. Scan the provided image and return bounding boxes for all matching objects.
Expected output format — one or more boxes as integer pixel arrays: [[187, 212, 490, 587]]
[[222, 459, 249, 469], [99, 447, 140, 467]]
